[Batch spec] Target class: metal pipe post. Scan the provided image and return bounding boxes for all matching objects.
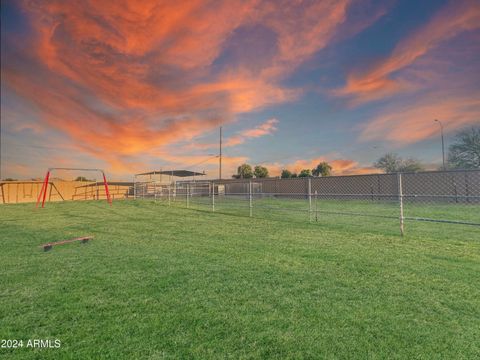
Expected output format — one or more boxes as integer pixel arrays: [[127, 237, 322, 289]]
[[102, 172, 112, 205], [308, 178, 312, 222], [249, 180, 253, 217], [36, 170, 50, 208], [398, 173, 405, 236], [219, 127, 222, 179], [133, 175, 136, 200], [41, 171, 51, 208], [95, 178, 99, 200], [212, 182, 215, 212], [434, 119, 446, 170], [154, 175, 157, 202], [36, 171, 49, 207]]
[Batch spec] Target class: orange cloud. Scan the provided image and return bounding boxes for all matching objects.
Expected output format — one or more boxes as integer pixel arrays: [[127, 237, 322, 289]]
[[20, 0, 346, 117], [264, 156, 380, 176], [1, 107, 45, 134], [335, 0, 480, 104], [261, 0, 350, 65], [192, 118, 279, 150], [360, 93, 480, 145], [4, 0, 386, 175], [4, 164, 30, 178], [240, 118, 278, 137]]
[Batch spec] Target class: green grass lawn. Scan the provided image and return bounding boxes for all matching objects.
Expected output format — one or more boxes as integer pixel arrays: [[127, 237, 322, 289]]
[[1, 200, 479, 359]]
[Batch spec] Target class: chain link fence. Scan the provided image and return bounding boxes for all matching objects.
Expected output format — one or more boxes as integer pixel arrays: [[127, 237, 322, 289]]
[[134, 169, 480, 235]]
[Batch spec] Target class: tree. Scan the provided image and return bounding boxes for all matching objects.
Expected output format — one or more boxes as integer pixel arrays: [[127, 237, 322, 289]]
[[254, 165, 269, 178], [374, 153, 424, 173], [298, 169, 312, 177], [312, 162, 332, 177], [374, 153, 402, 173], [399, 158, 424, 172], [281, 169, 292, 178], [233, 163, 253, 179], [75, 176, 92, 182], [448, 126, 480, 169]]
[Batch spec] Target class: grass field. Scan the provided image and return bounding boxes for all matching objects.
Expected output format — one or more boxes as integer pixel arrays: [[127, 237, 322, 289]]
[[1, 200, 480, 359]]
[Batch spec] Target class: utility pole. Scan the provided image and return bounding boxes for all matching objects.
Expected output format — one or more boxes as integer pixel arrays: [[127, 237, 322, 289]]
[[434, 119, 446, 170], [219, 126, 222, 179]]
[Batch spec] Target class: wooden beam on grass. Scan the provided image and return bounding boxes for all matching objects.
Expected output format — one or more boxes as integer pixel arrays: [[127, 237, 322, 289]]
[[41, 236, 94, 251]]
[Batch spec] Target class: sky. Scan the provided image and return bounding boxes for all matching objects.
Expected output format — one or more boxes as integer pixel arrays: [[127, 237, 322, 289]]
[[1, 0, 479, 180]]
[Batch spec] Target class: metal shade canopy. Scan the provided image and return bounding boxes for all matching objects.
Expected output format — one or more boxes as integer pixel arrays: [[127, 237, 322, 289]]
[[135, 170, 205, 177], [75, 181, 134, 188]]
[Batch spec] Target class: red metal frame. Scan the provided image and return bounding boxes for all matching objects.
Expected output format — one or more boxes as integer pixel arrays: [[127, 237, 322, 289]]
[[36, 168, 112, 208]]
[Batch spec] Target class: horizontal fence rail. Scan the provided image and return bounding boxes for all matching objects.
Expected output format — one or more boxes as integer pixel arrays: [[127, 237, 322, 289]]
[[133, 169, 480, 235]]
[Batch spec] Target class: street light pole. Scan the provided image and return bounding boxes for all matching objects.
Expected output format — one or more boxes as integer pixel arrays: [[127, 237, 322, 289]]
[[434, 119, 445, 170]]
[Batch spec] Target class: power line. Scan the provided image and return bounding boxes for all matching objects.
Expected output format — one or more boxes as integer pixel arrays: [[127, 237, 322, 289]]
[[184, 155, 219, 171]]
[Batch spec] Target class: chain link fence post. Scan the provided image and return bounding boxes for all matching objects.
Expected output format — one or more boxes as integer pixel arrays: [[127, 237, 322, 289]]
[[398, 173, 404, 236], [186, 183, 189, 208], [212, 182, 215, 212], [249, 180, 253, 217], [452, 177, 458, 203], [168, 184, 171, 206], [465, 170, 470, 203], [154, 177, 157, 202], [315, 190, 318, 222], [308, 177, 312, 222], [133, 175, 136, 200]]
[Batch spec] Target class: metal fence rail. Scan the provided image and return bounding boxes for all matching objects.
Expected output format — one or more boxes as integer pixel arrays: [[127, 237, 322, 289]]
[[134, 169, 480, 235]]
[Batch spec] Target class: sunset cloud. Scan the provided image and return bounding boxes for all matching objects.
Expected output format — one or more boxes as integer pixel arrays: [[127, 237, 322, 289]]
[[3, 0, 371, 174], [328, 0, 480, 147], [264, 156, 380, 177], [335, 0, 480, 104], [4, 0, 476, 180], [191, 118, 279, 150], [225, 118, 279, 147], [360, 93, 480, 145]]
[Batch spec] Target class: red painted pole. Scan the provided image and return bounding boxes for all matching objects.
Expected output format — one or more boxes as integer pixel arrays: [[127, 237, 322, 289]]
[[41, 171, 50, 208], [103, 173, 112, 205], [36, 176, 47, 208]]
